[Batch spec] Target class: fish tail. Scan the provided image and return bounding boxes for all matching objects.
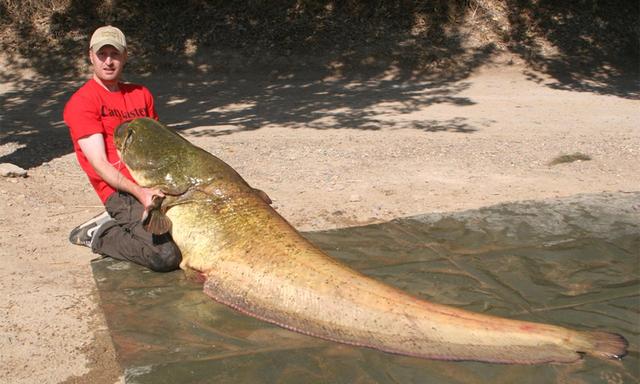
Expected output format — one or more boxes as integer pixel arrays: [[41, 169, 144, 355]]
[[578, 331, 628, 360]]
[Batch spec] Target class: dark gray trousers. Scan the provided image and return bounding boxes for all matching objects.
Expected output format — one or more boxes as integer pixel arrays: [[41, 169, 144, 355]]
[[92, 192, 182, 272]]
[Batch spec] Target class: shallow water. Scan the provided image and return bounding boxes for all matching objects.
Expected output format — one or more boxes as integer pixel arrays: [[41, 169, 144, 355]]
[[92, 193, 639, 384]]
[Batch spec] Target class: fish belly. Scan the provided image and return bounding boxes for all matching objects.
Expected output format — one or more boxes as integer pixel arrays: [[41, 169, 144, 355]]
[[166, 195, 621, 364]]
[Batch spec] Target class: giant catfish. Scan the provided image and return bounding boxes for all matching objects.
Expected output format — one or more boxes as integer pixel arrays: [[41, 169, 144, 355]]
[[113, 117, 627, 364]]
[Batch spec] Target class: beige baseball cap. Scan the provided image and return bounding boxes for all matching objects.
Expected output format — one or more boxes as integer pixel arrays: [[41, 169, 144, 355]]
[[90, 25, 126, 53]]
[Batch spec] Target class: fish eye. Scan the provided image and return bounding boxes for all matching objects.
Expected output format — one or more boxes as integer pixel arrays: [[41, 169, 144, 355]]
[[125, 128, 135, 148]]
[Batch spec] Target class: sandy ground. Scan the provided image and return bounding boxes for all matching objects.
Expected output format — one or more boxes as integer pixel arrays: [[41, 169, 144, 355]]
[[0, 61, 638, 383]]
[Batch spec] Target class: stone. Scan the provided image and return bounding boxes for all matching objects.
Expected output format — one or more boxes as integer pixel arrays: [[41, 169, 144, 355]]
[[0, 163, 27, 178]]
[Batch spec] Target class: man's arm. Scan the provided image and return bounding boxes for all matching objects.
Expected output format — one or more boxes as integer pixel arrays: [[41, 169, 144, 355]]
[[78, 133, 162, 211]]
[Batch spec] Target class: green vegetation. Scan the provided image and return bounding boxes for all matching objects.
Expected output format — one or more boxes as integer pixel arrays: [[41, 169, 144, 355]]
[[549, 152, 592, 165]]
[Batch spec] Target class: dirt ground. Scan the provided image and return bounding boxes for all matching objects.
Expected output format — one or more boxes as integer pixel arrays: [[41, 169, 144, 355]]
[[0, 57, 638, 383]]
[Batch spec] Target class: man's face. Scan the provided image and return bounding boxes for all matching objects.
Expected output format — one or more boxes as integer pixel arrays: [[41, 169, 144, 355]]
[[89, 45, 127, 83]]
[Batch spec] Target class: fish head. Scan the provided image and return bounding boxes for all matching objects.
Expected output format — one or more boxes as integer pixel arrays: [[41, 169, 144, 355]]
[[114, 117, 194, 194]]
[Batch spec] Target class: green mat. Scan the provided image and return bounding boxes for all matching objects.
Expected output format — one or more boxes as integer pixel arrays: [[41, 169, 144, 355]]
[[92, 193, 639, 383]]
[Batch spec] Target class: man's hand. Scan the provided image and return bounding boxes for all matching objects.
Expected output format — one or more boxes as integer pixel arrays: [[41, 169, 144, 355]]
[[135, 186, 165, 211]]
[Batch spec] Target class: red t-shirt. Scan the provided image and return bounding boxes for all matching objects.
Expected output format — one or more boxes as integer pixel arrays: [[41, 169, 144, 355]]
[[64, 78, 159, 203]]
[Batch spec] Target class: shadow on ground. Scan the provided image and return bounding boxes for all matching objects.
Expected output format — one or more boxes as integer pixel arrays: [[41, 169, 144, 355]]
[[504, 0, 640, 99], [1, 0, 638, 169], [0, 56, 487, 169]]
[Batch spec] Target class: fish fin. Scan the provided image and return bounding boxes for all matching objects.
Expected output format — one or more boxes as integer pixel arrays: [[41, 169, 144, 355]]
[[142, 195, 173, 235], [580, 331, 628, 360], [144, 210, 173, 234], [254, 188, 272, 205]]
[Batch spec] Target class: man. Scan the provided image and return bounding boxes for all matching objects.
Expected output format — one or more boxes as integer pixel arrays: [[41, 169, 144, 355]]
[[64, 25, 181, 272]]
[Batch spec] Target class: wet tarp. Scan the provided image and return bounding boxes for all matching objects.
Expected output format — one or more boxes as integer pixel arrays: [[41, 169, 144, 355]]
[[92, 193, 639, 383]]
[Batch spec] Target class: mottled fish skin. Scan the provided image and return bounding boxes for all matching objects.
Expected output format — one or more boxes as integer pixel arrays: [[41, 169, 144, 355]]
[[114, 118, 628, 364]]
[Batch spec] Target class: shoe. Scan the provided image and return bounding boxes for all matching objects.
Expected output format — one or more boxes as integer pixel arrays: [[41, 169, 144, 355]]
[[69, 211, 113, 248]]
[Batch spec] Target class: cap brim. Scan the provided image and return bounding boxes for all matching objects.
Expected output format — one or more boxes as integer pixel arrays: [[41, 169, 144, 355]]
[[91, 40, 126, 53]]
